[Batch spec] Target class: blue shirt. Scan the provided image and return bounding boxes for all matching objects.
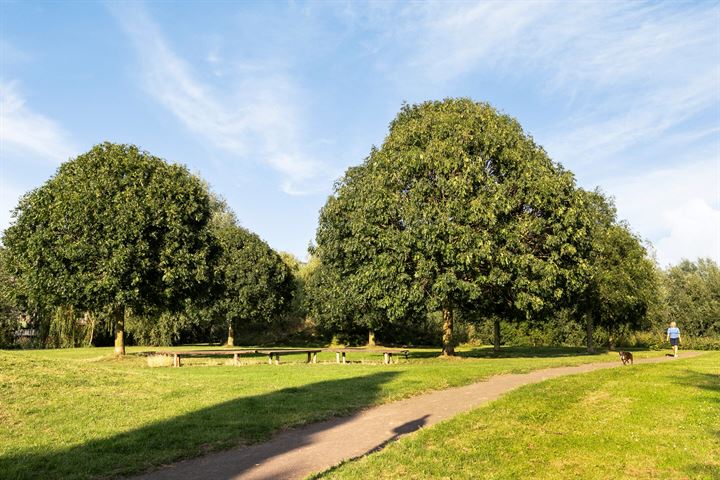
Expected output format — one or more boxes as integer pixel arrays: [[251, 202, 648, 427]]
[[667, 327, 680, 339]]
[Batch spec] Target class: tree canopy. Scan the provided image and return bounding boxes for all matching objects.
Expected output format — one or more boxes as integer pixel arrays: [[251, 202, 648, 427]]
[[577, 190, 659, 351], [314, 99, 592, 354], [2, 143, 216, 355], [206, 203, 294, 346], [0, 103, 712, 353]]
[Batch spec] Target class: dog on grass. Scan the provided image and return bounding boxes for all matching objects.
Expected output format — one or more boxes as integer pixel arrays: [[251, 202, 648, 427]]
[[618, 351, 633, 365]]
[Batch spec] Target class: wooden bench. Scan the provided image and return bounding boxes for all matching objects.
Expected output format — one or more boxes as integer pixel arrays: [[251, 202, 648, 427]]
[[153, 348, 406, 366], [328, 348, 410, 364], [255, 349, 321, 365], [153, 350, 256, 367]]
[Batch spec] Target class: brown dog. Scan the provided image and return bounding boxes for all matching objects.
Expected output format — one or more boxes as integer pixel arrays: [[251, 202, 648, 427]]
[[618, 351, 633, 365]]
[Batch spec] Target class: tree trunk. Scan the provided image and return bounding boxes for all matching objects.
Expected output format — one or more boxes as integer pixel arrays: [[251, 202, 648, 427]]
[[113, 307, 125, 356], [227, 322, 235, 347], [586, 313, 595, 354], [367, 330, 376, 347], [87, 312, 95, 347], [441, 308, 455, 356], [493, 318, 501, 353]]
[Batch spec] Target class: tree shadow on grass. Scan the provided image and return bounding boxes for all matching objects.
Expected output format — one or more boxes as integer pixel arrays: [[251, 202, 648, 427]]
[[673, 369, 720, 401], [686, 430, 720, 480], [686, 462, 720, 479], [3, 371, 399, 480], [457, 346, 607, 359]]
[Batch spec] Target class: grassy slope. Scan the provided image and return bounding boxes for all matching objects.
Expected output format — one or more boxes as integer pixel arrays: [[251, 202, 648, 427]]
[[316, 352, 720, 480], [0, 346, 668, 479]]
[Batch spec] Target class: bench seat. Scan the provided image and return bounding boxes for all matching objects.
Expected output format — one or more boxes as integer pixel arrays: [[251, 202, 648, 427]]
[[153, 350, 256, 367], [326, 348, 410, 364], [255, 349, 322, 365]]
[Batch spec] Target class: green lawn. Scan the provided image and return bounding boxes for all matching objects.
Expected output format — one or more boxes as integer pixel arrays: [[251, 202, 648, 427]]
[[0, 346, 670, 479], [315, 351, 720, 480]]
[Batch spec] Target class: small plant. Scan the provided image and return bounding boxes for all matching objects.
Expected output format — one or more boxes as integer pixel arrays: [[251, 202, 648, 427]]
[[146, 354, 174, 368]]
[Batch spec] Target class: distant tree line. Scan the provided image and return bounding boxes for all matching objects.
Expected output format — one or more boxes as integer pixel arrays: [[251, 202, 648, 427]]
[[1, 100, 718, 353]]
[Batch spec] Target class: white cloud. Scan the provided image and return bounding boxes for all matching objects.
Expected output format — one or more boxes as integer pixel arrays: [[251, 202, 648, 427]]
[[110, 3, 328, 195], [603, 158, 720, 267], [0, 81, 75, 163]]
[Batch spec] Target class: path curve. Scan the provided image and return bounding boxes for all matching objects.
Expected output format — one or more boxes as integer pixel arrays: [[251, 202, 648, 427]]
[[132, 352, 701, 480]]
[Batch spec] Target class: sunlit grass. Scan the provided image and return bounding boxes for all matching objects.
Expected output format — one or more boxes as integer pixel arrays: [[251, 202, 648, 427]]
[[316, 352, 719, 480], [0, 346, 671, 479]]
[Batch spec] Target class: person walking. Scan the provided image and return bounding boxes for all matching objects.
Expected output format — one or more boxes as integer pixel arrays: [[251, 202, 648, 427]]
[[666, 321, 681, 357]]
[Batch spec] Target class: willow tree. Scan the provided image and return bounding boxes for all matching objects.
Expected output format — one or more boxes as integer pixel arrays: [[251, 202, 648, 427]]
[[2, 143, 216, 355], [315, 99, 591, 355]]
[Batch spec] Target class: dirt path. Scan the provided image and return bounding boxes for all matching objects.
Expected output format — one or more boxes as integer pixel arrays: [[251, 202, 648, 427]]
[[132, 352, 700, 480]]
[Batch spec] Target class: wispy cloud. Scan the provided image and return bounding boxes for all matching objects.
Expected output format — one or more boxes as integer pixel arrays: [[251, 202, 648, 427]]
[[0, 39, 32, 65], [0, 80, 75, 163], [545, 66, 719, 170], [364, 2, 718, 166], [110, 3, 328, 195], [402, 2, 555, 82], [390, 2, 717, 90]]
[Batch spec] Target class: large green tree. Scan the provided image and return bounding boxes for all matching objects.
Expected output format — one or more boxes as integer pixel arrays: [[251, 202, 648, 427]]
[[577, 190, 660, 351], [305, 257, 383, 344], [207, 205, 294, 346], [314, 99, 591, 355], [2, 143, 216, 355]]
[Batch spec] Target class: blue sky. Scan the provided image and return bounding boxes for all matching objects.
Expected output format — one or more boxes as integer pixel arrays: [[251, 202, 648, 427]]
[[1, 1, 718, 266]]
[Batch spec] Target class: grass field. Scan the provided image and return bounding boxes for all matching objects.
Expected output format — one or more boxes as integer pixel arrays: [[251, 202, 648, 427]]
[[315, 351, 720, 480], [0, 346, 676, 479]]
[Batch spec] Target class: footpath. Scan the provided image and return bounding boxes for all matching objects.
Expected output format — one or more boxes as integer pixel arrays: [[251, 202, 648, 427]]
[[133, 352, 700, 480]]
